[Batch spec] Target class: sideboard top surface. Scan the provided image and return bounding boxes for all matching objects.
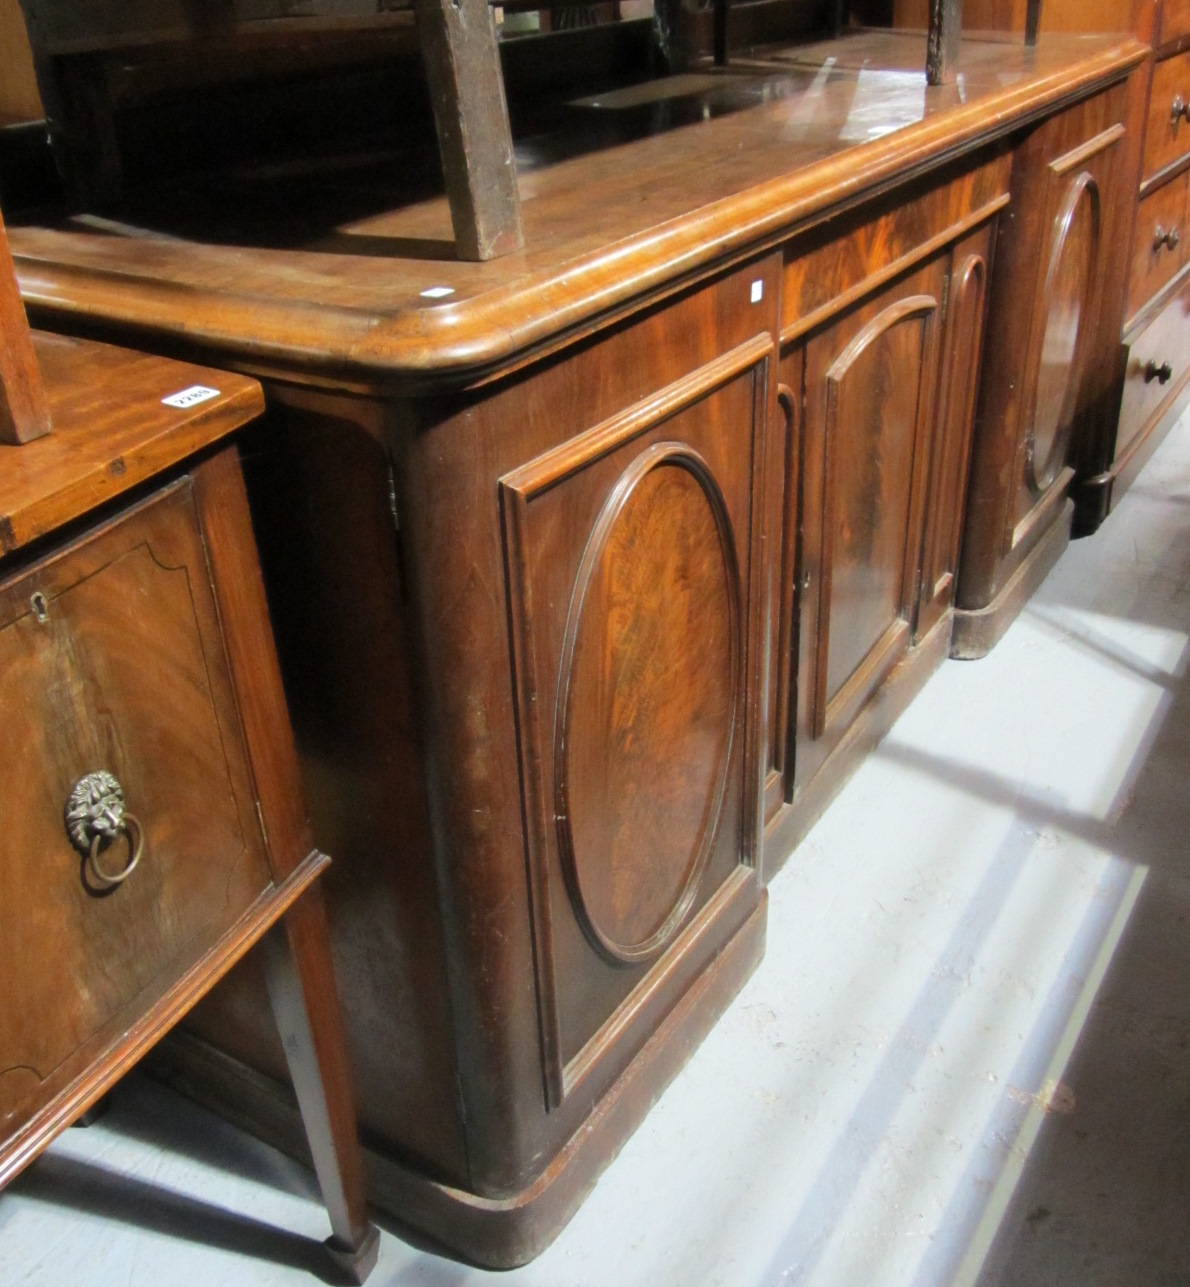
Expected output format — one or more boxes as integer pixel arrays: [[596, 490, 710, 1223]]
[[9, 29, 1147, 388]]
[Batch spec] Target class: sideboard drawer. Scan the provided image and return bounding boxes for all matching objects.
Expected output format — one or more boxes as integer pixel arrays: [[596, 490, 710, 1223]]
[[1144, 52, 1190, 184], [1127, 170, 1190, 321], [0, 478, 275, 1136], [1117, 271, 1190, 462], [779, 152, 1009, 340]]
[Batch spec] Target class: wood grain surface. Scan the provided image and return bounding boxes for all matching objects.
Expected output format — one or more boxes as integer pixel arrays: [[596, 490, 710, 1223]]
[[1143, 50, 1190, 186], [1117, 273, 1190, 466], [0, 391, 377, 1271], [0, 20, 1153, 1269], [958, 86, 1130, 616], [0, 332, 262, 555], [1160, 0, 1190, 46], [1128, 170, 1190, 322], [0, 483, 274, 1141], [8, 31, 1145, 385]]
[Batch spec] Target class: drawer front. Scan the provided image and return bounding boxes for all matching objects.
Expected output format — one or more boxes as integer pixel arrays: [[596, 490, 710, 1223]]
[[0, 481, 274, 1133], [1117, 271, 1190, 460], [1144, 51, 1190, 184], [779, 152, 1009, 341], [1160, 0, 1190, 45], [1128, 170, 1190, 320]]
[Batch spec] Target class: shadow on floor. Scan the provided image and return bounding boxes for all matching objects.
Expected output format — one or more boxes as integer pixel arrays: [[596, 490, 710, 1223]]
[[874, 586, 1190, 1285], [967, 625, 1190, 1287], [972, 866, 1190, 1287], [982, 462, 1190, 1286], [64, 1071, 322, 1200], [9, 1151, 345, 1283], [31, 1070, 478, 1271]]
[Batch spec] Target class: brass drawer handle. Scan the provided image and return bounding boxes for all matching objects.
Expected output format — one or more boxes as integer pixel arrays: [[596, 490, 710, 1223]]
[[65, 771, 145, 888], [1145, 359, 1174, 385], [1172, 95, 1190, 125], [1155, 225, 1181, 252]]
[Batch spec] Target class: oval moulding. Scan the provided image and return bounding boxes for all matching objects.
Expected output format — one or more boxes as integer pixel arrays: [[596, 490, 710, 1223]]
[[1027, 171, 1101, 494], [554, 442, 742, 966]]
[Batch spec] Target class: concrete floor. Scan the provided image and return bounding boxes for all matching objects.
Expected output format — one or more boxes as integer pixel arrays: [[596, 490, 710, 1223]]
[[4, 411, 1190, 1286]]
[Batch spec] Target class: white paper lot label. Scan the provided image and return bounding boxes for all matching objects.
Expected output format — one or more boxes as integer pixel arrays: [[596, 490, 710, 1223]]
[[162, 385, 220, 409]]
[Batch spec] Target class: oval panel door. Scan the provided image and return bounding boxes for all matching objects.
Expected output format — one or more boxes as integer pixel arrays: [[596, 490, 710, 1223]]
[[555, 443, 740, 965], [1028, 172, 1101, 493]]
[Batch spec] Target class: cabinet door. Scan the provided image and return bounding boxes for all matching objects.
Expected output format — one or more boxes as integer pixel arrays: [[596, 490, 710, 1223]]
[[961, 101, 1127, 612], [500, 339, 766, 1106], [1007, 128, 1121, 553], [788, 258, 945, 799]]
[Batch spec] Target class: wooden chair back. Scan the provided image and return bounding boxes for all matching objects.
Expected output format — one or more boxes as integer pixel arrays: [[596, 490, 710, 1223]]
[[0, 203, 50, 445]]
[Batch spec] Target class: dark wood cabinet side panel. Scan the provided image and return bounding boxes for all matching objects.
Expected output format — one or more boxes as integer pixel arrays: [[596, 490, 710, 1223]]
[[184, 404, 472, 1189], [190, 446, 313, 882]]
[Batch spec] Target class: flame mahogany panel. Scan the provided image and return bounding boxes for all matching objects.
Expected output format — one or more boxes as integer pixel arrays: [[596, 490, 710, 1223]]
[[500, 351, 762, 1101], [794, 261, 944, 798]]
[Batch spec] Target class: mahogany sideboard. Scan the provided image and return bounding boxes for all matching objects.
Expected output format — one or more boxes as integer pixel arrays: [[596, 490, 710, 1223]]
[[6, 26, 1146, 1267], [0, 203, 378, 1276]]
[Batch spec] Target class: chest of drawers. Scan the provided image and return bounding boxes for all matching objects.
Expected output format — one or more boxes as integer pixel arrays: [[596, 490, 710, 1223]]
[[0, 211, 378, 1277], [1112, 7, 1190, 496]]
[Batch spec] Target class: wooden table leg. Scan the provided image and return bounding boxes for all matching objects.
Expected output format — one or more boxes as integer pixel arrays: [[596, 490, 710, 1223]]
[[261, 885, 380, 1284]]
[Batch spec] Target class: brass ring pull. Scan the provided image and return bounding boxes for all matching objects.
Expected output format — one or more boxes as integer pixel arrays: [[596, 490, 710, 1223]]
[[86, 813, 144, 886], [65, 772, 146, 889]]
